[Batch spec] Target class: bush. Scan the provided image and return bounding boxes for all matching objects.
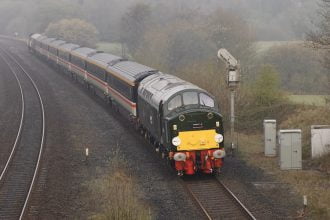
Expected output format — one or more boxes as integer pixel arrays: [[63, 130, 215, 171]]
[[45, 18, 99, 48], [251, 65, 286, 106], [88, 149, 151, 220]]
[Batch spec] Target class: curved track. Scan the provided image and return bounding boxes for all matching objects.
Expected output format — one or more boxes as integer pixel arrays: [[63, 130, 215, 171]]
[[182, 176, 257, 220], [0, 47, 46, 220], [0, 51, 24, 179]]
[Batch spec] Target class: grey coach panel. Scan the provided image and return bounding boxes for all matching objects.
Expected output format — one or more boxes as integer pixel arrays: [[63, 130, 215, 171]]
[[264, 120, 276, 156], [279, 130, 302, 170]]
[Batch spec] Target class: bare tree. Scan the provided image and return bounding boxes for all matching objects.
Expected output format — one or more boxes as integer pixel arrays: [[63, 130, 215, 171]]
[[120, 3, 151, 55], [308, 0, 330, 91], [309, 2, 330, 63], [309, 0, 330, 49]]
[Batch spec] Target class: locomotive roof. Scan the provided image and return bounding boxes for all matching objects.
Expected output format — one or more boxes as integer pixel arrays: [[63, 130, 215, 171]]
[[87, 53, 123, 68], [35, 35, 48, 43], [107, 60, 157, 83], [30, 33, 42, 40], [71, 47, 97, 58], [57, 43, 80, 52], [138, 72, 207, 109]]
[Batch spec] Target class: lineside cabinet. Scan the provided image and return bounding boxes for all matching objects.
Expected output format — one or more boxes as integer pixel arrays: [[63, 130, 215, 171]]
[[264, 120, 276, 156], [311, 125, 330, 158], [278, 130, 302, 170]]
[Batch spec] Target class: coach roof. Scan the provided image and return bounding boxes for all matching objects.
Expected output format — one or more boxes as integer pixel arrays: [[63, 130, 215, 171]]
[[71, 47, 97, 59], [40, 37, 56, 45], [87, 52, 123, 68], [58, 43, 80, 52], [108, 60, 157, 83], [48, 40, 66, 48]]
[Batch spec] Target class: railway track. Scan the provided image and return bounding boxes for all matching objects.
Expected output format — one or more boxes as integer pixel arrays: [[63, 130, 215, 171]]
[[182, 176, 256, 220], [0, 47, 46, 220]]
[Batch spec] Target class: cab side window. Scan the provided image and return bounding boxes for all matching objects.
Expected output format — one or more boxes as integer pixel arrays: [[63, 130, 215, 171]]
[[168, 95, 182, 111], [199, 93, 215, 107]]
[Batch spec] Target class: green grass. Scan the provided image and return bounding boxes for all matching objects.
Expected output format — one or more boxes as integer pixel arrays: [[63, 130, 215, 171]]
[[254, 41, 304, 54], [289, 95, 329, 106]]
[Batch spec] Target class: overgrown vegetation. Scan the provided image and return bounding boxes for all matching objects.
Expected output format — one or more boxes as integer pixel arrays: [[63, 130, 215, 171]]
[[87, 148, 151, 220], [45, 19, 99, 48]]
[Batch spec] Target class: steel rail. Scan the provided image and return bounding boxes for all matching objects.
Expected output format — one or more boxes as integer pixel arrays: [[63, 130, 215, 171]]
[[220, 180, 257, 220], [0, 53, 25, 182], [186, 184, 213, 220], [0, 47, 46, 220], [182, 177, 257, 220]]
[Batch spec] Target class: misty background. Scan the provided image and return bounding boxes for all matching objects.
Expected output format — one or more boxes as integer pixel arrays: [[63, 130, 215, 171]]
[[0, 0, 319, 41], [0, 0, 328, 129]]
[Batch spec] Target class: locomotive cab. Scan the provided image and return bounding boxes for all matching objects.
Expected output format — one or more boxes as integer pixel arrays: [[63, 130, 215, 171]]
[[164, 91, 225, 175], [165, 91, 223, 150], [138, 72, 225, 175]]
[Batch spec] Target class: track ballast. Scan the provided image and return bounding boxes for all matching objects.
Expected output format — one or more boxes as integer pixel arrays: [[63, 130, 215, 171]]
[[182, 176, 257, 220], [0, 46, 46, 220]]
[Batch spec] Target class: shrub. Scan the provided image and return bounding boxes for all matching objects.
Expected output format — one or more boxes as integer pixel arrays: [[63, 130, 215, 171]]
[[45, 18, 99, 48]]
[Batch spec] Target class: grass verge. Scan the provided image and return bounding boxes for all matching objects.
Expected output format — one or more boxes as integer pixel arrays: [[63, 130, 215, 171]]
[[289, 95, 330, 106], [238, 133, 330, 219], [87, 148, 152, 220]]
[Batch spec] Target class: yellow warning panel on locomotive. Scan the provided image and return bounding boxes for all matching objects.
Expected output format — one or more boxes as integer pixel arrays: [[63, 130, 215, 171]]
[[177, 129, 218, 151]]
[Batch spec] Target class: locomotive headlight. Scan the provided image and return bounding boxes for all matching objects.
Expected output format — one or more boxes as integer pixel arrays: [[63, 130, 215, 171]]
[[179, 115, 185, 122], [213, 149, 226, 159], [214, 134, 223, 143], [172, 137, 181, 146], [173, 124, 177, 130], [173, 152, 186, 161], [216, 121, 220, 127], [207, 112, 214, 119]]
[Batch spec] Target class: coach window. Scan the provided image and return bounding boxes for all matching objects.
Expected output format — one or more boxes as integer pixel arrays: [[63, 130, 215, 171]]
[[113, 77, 133, 100], [59, 51, 65, 59], [87, 63, 105, 80], [168, 95, 182, 111], [50, 47, 56, 55], [199, 93, 215, 108], [183, 92, 198, 105], [72, 55, 85, 69], [107, 74, 113, 85], [62, 51, 69, 61]]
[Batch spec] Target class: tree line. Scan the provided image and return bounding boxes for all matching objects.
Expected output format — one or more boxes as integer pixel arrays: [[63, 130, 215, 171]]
[[0, 0, 329, 129]]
